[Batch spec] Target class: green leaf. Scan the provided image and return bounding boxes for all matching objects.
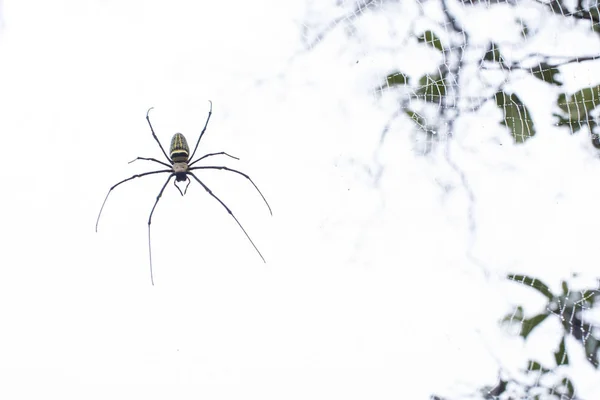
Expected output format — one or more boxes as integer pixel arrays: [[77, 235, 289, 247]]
[[405, 109, 426, 128], [527, 360, 551, 373], [417, 30, 444, 52], [581, 289, 598, 306], [584, 335, 600, 367], [483, 42, 503, 63], [531, 62, 562, 86], [591, 123, 600, 148], [385, 72, 409, 87], [507, 274, 554, 300], [417, 74, 446, 104], [495, 92, 536, 143], [554, 337, 569, 365], [528, 360, 542, 370], [557, 85, 600, 120], [502, 305, 524, 325], [553, 112, 585, 134], [404, 109, 437, 137], [561, 378, 575, 397], [521, 312, 549, 339], [556, 93, 567, 112], [562, 280, 569, 295]]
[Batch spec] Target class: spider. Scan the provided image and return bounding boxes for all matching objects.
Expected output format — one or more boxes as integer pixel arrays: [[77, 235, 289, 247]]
[[96, 101, 272, 285]]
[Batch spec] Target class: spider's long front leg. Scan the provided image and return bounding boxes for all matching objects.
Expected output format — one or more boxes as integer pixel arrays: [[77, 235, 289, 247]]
[[188, 172, 266, 263], [188, 100, 213, 162], [96, 169, 173, 232], [146, 107, 172, 164], [147, 173, 175, 286], [188, 151, 239, 166], [189, 166, 272, 215]]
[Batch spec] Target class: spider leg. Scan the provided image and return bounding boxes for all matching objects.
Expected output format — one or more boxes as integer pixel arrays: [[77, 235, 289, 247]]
[[188, 172, 266, 263], [188, 151, 239, 167], [96, 169, 173, 232], [146, 107, 173, 164], [188, 100, 213, 163], [128, 156, 172, 168], [148, 173, 175, 286], [189, 166, 272, 215], [174, 179, 183, 196], [184, 176, 191, 195]]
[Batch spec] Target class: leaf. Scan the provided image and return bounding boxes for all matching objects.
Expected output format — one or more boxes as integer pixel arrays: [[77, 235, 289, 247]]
[[591, 124, 600, 149], [502, 305, 524, 325], [404, 109, 437, 136], [385, 71, 409, 87], [556, 93, 567, 113], [487, 379, 507, 397], [417, 74, 446, 104], [405, 109, 426, 128], [417, 30, 444, 52], [508, 274, 554, 300], [584, 335, 600, 367], [554, 86, 600, 139], [562, 280, 569, 295], [528, 360, 542, 370], [483, 42, 503, 63], [531, 62, 562, 86], [527, 359, 551, 373], [581, 289, 599, 306], [557, 85, 600, 120], [521, 312, 549, 339], [553, 112, 585, 134], [552, 377, 576, 399], [554, 336, 569, 365], [495, 92, 536, 143], [561, 378, 575, 398]]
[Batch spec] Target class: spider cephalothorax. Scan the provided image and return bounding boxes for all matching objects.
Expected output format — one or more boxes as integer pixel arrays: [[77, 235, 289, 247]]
[[96, 101, 272, 285]]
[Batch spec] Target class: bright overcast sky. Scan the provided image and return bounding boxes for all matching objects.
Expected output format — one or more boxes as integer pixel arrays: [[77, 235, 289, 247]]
[[0, 1, 599, 399]]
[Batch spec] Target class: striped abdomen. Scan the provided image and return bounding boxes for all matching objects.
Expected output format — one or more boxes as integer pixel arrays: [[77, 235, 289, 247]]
[[170, 133, 189, 163]]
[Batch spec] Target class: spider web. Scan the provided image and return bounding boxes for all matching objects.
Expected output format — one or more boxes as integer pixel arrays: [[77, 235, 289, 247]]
[[300, 0, 600, 399]]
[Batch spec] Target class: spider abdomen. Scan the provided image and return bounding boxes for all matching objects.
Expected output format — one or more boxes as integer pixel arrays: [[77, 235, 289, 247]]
[[170, 133, 189, 163]]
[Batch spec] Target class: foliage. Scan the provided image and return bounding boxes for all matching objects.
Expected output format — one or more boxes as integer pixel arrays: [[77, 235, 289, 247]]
[[503, 275, 600, 368], [373, 0, 600, 148], [432, 274, 599, 400], [305, 0, 600, 398]]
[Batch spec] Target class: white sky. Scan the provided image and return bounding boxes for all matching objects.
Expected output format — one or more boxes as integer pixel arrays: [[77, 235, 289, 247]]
[[0, 1, 599, 399]]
